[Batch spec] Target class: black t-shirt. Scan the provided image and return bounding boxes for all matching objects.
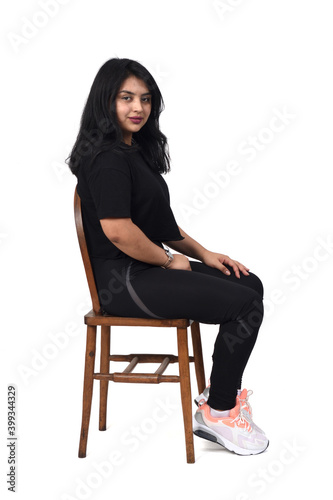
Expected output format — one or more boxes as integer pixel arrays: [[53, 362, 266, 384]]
[[76, 142, 185, 263]]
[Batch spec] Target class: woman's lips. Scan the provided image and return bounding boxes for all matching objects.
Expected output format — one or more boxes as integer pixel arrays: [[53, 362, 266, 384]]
[[129, 117, 143, 124]]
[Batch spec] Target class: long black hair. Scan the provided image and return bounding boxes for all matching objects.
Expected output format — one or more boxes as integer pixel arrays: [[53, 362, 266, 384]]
[[65, 58, 171, 176]]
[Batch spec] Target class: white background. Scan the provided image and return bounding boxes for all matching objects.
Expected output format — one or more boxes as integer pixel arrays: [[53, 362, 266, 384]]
[[1, 0, 332, 499]]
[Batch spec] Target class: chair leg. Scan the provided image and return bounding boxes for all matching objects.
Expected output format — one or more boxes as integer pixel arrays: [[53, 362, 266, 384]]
[[177, 327, 195, 464], [78, 325, 97, 458], [99, 325, 110, 431], [190, 321, 206, 394]]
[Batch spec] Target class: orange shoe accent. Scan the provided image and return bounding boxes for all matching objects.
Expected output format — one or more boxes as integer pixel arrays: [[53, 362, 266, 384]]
[[199, 402, 217, 423]]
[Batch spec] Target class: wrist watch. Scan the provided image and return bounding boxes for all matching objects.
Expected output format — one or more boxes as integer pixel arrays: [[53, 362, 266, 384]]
[[161, 247, 174, 269]]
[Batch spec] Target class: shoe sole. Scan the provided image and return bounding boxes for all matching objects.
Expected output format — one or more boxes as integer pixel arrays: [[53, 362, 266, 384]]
[[193, 420, 269, 456]]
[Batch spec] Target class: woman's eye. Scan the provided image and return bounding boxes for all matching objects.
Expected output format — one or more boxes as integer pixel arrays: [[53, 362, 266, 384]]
[[120, 96, 150, 103]]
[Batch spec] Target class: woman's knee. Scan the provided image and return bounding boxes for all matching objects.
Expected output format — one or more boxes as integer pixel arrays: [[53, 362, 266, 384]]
[[247, 271, 264, 299]]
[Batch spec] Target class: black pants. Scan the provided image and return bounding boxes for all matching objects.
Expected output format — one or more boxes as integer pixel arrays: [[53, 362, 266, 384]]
[[93, 252, 264, 411]]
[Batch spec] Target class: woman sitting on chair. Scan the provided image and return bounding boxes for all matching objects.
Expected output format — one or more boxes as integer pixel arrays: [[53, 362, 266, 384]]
[[66, 57, 269, 456]]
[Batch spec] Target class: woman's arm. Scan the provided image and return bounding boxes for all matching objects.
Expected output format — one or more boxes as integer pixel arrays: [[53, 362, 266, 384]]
[[164, 226, 209, 261], [101, 218, 169, 266], [100, 219, 192, 270], [165, 225, 250, 278]]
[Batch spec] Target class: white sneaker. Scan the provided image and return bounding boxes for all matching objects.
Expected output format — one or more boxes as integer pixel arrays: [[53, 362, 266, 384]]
[[193, 396, 269, 456]]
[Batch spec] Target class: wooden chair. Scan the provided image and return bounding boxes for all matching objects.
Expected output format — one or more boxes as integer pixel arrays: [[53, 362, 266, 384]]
[[74, 186, 206, 463]]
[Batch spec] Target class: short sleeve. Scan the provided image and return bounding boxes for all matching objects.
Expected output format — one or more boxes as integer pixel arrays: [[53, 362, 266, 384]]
[[159, 174, 170, 203], [86, 151, 132, 219]]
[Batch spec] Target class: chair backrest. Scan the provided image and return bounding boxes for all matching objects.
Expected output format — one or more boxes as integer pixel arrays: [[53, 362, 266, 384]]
[[74, 186, 102, 314]]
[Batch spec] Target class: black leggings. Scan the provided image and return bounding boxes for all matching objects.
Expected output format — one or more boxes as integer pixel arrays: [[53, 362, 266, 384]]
[[93, 255, 264, 411]]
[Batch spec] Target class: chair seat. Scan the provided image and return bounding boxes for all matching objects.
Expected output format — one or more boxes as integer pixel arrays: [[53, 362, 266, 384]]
[[84, 309, 191, 328]]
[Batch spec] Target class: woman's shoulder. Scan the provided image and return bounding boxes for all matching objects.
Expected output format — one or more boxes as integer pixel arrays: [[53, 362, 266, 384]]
[[95, 142, 131, 161], [82, 142, 133, 173]]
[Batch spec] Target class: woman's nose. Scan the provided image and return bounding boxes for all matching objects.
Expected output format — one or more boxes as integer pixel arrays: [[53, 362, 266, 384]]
[[132, 98, 143, 112]]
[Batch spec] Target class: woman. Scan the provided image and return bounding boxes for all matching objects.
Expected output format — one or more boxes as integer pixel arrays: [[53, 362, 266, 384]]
[[66, 57, 269, 456]]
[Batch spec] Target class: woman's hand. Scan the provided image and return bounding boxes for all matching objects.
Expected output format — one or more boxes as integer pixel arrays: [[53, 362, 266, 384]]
[[201, 250, 250, 279]]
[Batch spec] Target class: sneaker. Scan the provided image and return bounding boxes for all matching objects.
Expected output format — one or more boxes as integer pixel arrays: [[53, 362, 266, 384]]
[[193, 399, 269, 456]]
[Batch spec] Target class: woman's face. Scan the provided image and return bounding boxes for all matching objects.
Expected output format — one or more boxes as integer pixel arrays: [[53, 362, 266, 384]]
[[115, 75, 152, 145]]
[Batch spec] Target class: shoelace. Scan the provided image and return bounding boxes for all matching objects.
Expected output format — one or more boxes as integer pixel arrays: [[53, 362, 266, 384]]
[[231, 406, 252, 432], [238, 389, 253, 416], [238, 390, 266, 434]]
